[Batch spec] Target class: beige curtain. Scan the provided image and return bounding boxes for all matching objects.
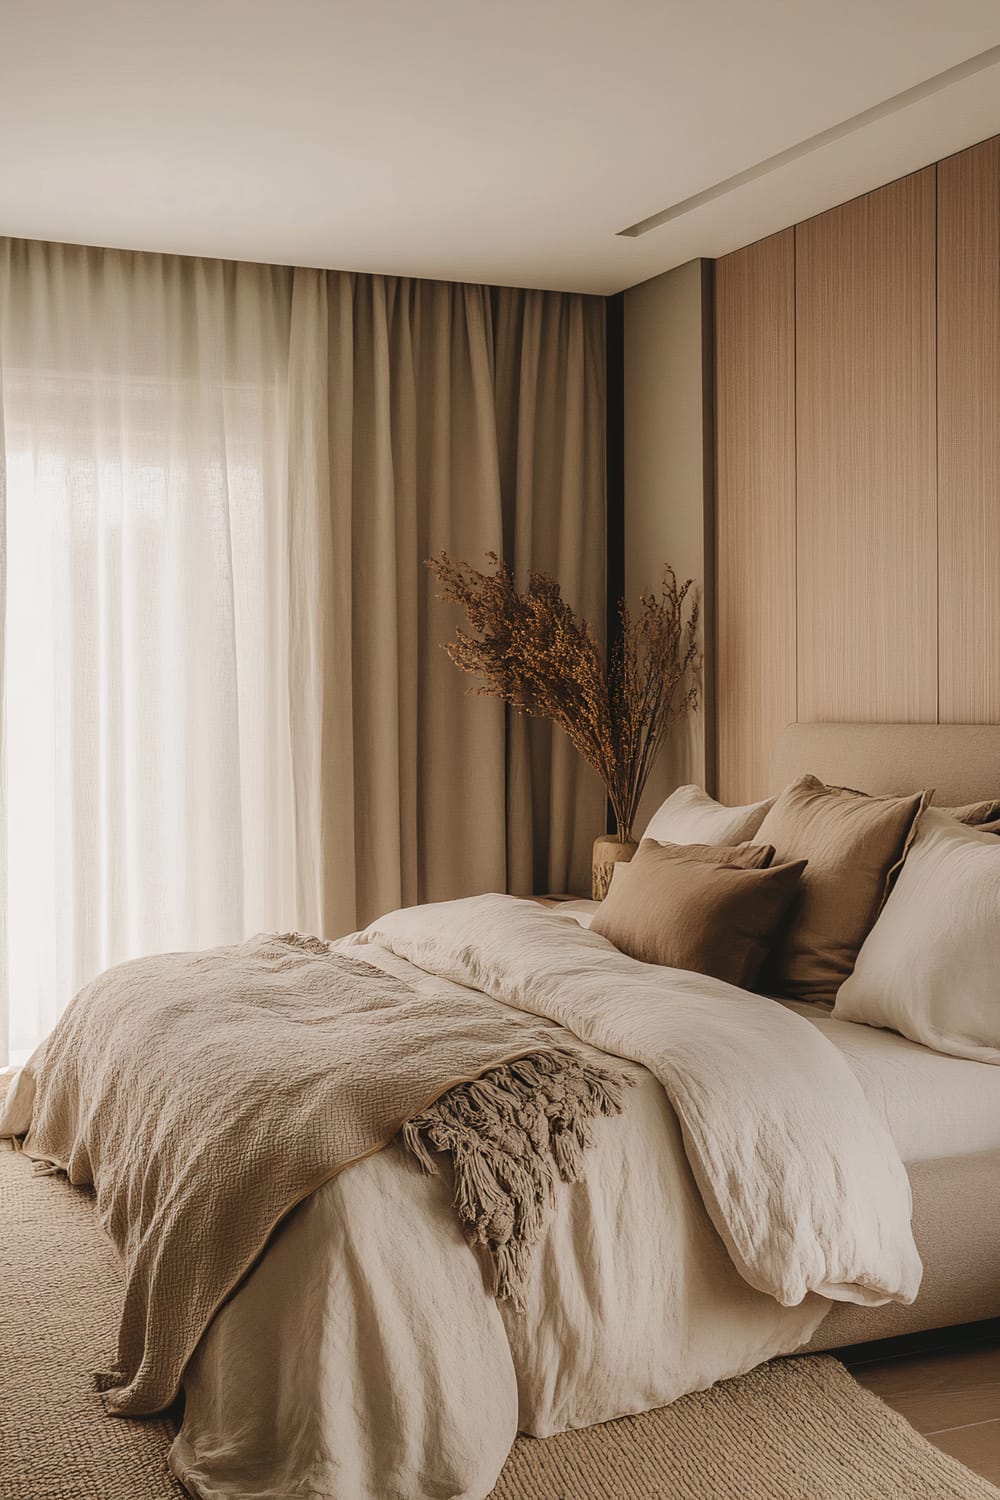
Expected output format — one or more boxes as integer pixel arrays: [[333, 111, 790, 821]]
[[287, 272, 607, 937], [0, 240, 605, 1062], [493, 289, 608, 897]]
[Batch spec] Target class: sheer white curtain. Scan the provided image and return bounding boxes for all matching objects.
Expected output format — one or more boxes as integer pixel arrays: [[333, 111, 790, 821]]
[[1, 242, 299, 1062], [0, 240, 606, 1066]]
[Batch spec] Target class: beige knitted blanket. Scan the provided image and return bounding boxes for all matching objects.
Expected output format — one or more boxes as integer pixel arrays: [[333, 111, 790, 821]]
[[18, 933, 626, 1417]]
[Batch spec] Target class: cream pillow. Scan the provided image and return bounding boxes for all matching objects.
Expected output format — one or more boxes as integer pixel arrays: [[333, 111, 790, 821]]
[[834, 809, 1000, 1063], [642, 785, 775, 846]]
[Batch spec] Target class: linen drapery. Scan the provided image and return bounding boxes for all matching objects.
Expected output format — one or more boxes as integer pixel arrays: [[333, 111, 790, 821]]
[[0, 239, 605, 1063], [493, 289, 606, 897]]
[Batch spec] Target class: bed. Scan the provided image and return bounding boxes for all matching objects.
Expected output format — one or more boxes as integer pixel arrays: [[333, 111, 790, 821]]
[[5, 723, 1000, 1500], [769, 723, 1000, 1351]]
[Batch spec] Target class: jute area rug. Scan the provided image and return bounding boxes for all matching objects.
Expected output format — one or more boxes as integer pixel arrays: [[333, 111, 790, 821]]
[[2, 1090, 997, 1500]]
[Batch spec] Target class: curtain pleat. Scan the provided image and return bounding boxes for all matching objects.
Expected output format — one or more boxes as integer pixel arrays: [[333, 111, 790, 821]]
[[289, 271, 511, 933], [493, 288, 608, 898], [0, 239, 605, 1062]]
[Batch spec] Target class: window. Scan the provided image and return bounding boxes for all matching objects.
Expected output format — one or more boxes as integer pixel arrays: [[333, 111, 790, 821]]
[[4, 366, 296, 1061]]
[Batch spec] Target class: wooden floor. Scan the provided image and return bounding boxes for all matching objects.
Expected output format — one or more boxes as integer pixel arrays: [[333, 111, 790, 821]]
[[850, 1338, 1000, 1486]]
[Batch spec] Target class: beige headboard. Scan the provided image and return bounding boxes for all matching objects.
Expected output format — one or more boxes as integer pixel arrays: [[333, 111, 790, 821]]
[[771, 723, 1000, 805]]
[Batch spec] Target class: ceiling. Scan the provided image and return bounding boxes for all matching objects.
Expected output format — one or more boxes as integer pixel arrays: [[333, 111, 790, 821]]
[[3, 1, 1000, 295]]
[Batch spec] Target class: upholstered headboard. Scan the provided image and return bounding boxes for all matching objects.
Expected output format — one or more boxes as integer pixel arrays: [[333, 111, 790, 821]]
[[771, 723, 1000, 805]]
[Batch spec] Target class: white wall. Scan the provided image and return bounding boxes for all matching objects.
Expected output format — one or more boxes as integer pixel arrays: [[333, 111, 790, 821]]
[[623, 257, 713, 833]]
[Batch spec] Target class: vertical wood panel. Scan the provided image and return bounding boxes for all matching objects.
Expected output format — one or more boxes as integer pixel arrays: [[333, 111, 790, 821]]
[[938, 138, 1000, 722], [795, 168, 937, 723], [715, 230, 796, 802]]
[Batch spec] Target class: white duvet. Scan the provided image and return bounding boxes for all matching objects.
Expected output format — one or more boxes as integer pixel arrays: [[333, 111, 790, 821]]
[[169, 897, 921, 1500]]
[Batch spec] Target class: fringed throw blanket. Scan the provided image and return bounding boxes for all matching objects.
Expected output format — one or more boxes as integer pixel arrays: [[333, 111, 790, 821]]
[[402, 1049, 625, 1304], [14, 933, 626, 1416]]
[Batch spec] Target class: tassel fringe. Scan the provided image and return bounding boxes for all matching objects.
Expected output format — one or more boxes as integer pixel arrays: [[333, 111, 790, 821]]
[[400, 1047, 632, 1309]]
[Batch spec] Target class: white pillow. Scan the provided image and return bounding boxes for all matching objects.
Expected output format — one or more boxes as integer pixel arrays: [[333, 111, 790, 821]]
[[642, 785, 775, 846], [834, 808, 1000, 1063]]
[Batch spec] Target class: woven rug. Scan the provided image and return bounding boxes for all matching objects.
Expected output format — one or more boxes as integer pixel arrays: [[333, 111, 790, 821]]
[[3, 1078, 998, 1500]]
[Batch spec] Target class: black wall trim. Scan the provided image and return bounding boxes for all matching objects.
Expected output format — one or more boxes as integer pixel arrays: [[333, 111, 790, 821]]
[[605, 292, 625, 650], [605, 291, 625, 833], [700, 259, 718, 797]]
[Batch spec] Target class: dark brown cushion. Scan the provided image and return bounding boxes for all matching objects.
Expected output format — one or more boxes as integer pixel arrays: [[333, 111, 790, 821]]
[[753, 774, 929, 1005], [590, 840, 806, 989]]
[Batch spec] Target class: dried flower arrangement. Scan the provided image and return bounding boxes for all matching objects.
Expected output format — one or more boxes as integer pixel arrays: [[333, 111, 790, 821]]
[[426, 552, 700, 893]]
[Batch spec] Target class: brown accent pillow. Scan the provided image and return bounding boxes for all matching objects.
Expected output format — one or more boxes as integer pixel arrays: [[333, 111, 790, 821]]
[[942, 798, 1000, 827], [753, 774, 930, 1005], [643, 838, 775, 869], [590, 841, 806, 989]]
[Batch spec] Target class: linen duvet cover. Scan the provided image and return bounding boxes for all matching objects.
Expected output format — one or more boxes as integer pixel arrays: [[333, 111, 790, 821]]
[[2, 895, 922, 1500]]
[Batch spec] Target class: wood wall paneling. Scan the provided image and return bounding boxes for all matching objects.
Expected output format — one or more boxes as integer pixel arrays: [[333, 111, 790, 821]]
[[795, 167, 938, 725], [715, 230, 796, 802], [937, 138, 1000, 722]]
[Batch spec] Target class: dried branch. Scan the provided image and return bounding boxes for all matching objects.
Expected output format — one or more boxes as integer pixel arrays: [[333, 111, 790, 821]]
[[425, 552, 700, 841]]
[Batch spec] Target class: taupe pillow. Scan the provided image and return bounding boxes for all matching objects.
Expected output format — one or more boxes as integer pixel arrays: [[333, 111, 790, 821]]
[[590, 841, 806, 989], [941, 798, 1000, 827], [753, 774, 929, 1005], [642, 838, 775, 869]]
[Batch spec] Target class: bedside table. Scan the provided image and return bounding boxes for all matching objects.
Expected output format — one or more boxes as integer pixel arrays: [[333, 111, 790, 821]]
[[530, 896, 599, 927]]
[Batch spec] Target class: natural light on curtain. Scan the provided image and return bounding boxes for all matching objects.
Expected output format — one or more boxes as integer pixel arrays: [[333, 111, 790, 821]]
[[0, 240, 607, 1066], [1, 243, 300, 1063]]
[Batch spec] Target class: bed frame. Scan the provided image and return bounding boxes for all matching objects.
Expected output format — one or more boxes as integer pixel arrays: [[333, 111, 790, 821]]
[[770, 721, 1000, 804], [769, 722, 1000, 1353]]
